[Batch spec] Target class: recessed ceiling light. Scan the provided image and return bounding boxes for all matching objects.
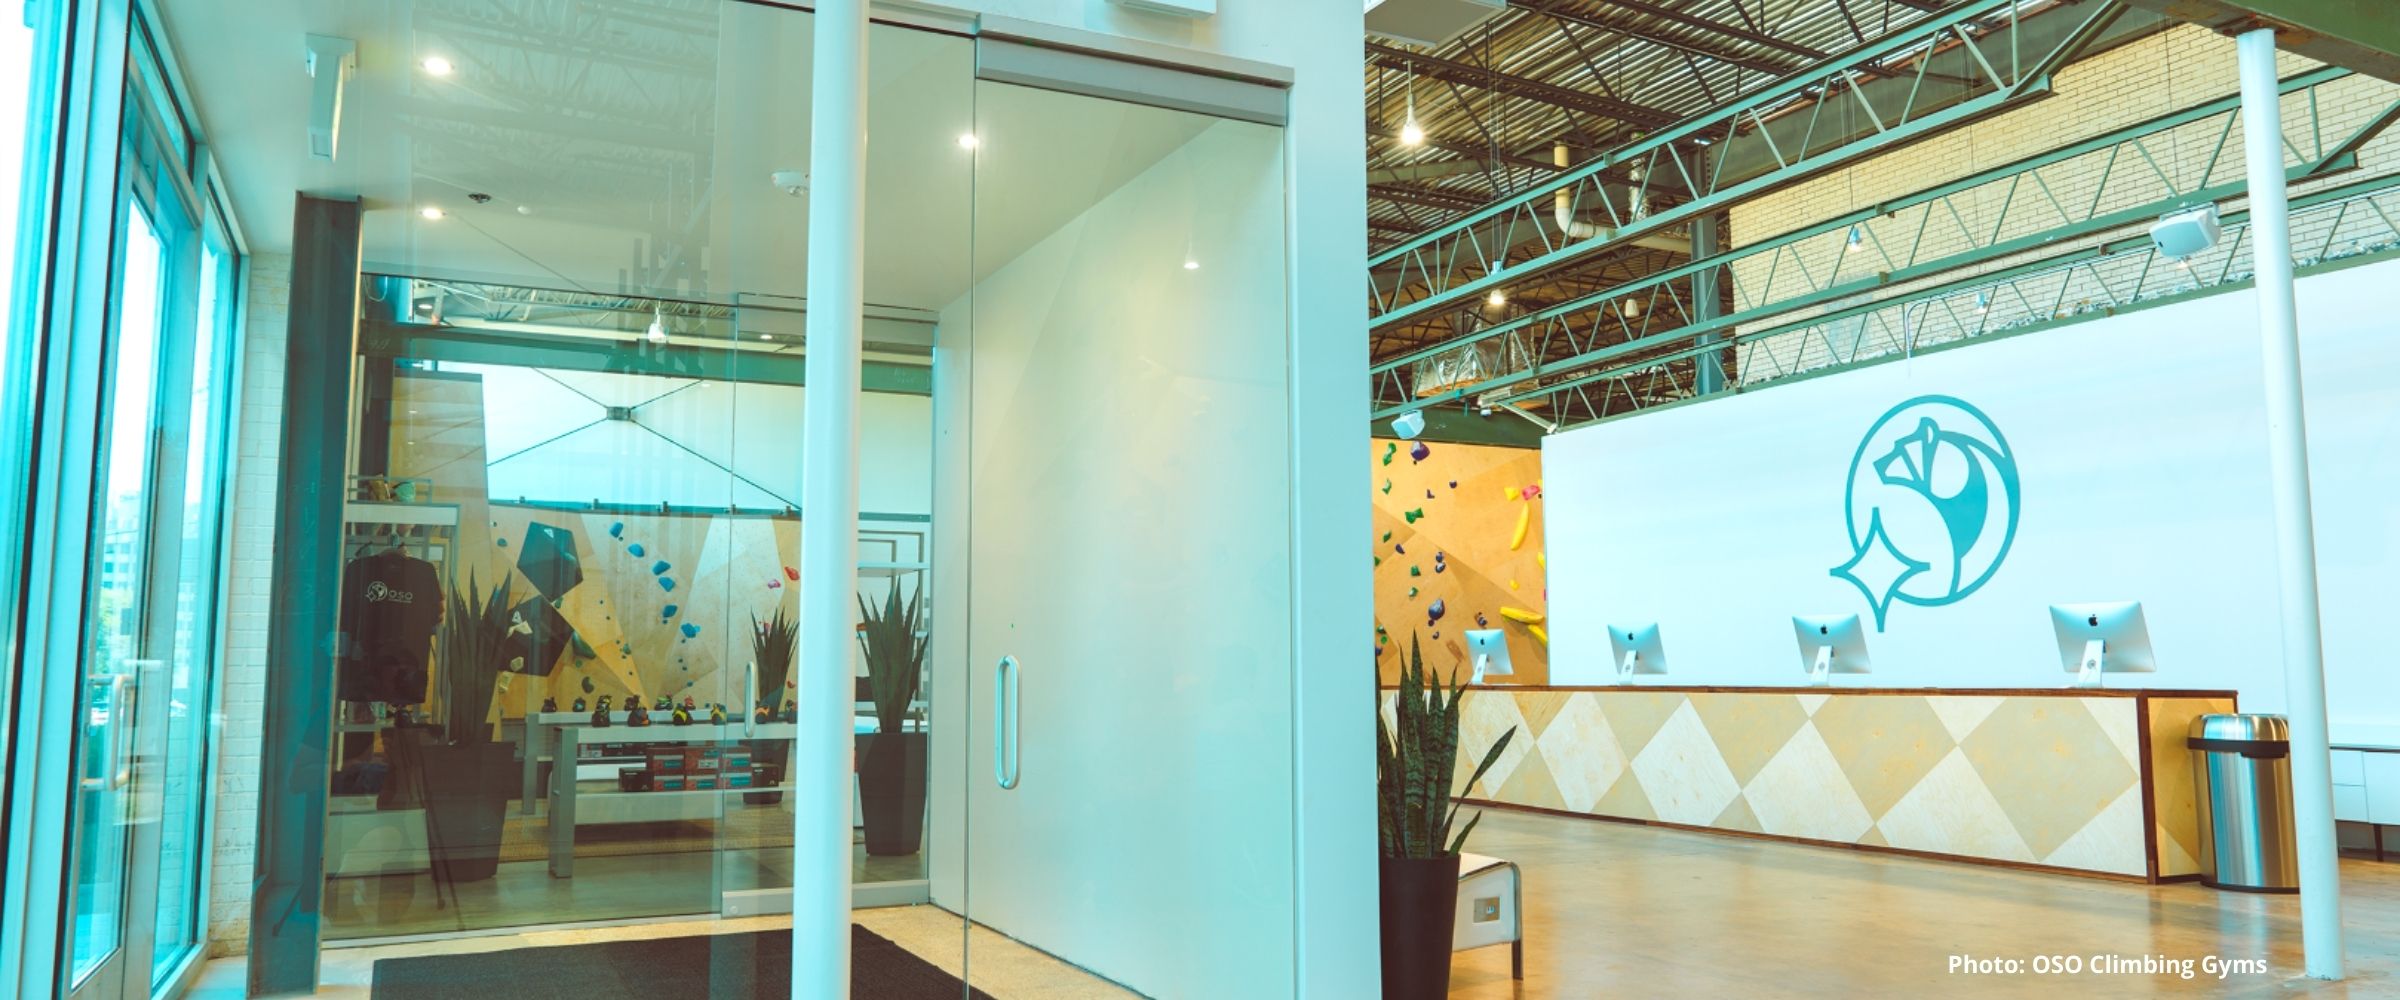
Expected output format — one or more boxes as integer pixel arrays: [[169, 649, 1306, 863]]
[[421, 56, 454, 77], [957, 132, 979, 150], [1183, 259, 1200, 271], [419, 206, 445, 220], [758, 334, 772, 341]]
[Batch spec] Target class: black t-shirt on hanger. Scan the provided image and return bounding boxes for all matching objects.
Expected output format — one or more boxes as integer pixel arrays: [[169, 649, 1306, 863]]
[[336, 550, 444, 705]]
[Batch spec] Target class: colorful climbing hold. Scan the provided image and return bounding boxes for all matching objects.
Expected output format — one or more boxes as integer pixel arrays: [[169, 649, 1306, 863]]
[[1380, 531, 1392, 543], [651, 560, 671, 576], [1475, 613, 1488, 628], [680, 622, 701, 639], [1510, 504, 1531, 550], [1499, 606, 1545, 624], [1408, 566, 1421, 577], [1425, 489, 1435, 499], [768, 578, 783, 590], [784, 566, 799, 581], [629, 543, 646, 557], [661, 604, 679, 619], [1382, 442, 1398, 466], [1427, 598, 1446, 625], [1509, 580, 1520, 591], [658, 576, 677, 592], [1522, 484, 1543, 500], [496, 537, 509, 548], [1408, 586, 1418, 599], [1409, 441, 1430, 463], [609, 521, 625, 538], [1395, 543, 1406, 555], [1404, 508, 1425, 523], [1448, 480, 1458, 489], [1380, 479, 1392, 495], [1527, 624, 1549, 645]]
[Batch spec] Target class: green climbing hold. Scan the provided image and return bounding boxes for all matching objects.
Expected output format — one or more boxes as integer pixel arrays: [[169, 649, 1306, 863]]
[[1380, 531, 1392, 542], [1373, 556, 1382, 567], [1404, 508, 1425, 523], [1382, 442, 1397, 466], [1408, 566, 1421, 577], [1380, 479, 1392, 495], [1408, 587, 1418, 598]]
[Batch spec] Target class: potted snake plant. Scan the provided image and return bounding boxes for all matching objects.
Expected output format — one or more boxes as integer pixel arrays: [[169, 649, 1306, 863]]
[[855, 578, 928, 856], [745, 606, 799, 804], [389, 572, 520, 884], [1378, 633, 1515, 999]]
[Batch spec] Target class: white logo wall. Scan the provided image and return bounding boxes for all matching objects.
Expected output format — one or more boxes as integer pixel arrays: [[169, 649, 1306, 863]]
[[1543, 258, 2400, 732]]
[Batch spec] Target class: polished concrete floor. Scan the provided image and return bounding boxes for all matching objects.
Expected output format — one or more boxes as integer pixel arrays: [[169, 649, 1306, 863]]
[[1449, 807, 2400, 999]]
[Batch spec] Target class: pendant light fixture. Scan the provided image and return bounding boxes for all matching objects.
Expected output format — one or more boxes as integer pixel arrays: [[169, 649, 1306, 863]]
[[646, 305, 668, 343], [1398, 62, 1425, 147]]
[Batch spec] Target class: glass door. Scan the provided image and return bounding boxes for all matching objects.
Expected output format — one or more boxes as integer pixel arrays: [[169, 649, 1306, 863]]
[[955, 80, 1297, 997], [65, 78, 202, 1000]]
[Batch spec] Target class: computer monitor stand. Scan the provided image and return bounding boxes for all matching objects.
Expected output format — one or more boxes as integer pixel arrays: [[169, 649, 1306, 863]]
[[2074, 639, 2106, 688], [1471, 653, 1490, 686], [1809, 646, 1833, 687], [1617, 650, 1639, 686]]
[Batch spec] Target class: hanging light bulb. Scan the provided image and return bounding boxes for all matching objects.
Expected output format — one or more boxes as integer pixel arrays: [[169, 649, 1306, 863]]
[[1622, 297, 1642, 318], [1974, 291, 1991, 314], [1486, 288, 1507, 307], [646, 306, 668, 343], [1399, 64, 1425, 147], [1845, 225, 1864, 252]]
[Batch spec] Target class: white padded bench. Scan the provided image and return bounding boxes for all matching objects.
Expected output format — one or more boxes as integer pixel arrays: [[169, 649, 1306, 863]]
[[1454, 852, 1523, 979]]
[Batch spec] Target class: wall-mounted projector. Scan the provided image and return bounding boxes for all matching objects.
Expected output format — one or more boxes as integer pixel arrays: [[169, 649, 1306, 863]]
[[2149, 204, 2222, 261], [1367, 0, 1506, 48]]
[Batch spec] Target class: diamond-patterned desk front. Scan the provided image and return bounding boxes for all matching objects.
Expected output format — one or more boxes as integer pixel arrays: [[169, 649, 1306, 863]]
[[1389, 687, 2234, 880]]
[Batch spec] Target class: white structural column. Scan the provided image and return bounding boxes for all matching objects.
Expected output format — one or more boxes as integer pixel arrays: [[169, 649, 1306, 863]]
[[2236, 26, 2342, 981], [797, 1, 867, 995]]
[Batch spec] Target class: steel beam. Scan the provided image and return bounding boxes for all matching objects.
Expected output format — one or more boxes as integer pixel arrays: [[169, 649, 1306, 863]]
[[1367, 0, 2124, 330], [1365, 41, 1678, 127], [1510, 0, 1804, 76], [2127, 0, 2400, 83]]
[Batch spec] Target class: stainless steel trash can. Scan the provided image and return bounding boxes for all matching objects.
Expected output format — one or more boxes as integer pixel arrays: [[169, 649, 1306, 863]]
[[2188, 714, 2300, 893]]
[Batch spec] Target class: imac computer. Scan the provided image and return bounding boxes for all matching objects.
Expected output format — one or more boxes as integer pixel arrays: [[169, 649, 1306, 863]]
[[1606, 623, 1667, 685], [2049, 602, 2154, 687], [1791, 614, 1871, 686], [1464, 629, 1514, 685]]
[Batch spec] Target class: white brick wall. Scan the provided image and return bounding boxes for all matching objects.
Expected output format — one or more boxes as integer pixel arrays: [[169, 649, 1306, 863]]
[[206, 251, 289, 956]]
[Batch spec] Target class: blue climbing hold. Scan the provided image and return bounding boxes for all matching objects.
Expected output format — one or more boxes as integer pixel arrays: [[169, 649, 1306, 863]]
[[496, 537, 509, 548], [651, 560, 671, 576], [629, 543, 645, 557], [658, 576, 676, 592], [609, 521, 624, 538], [662, 603, 679, 619], [680, 622, 701, 639]]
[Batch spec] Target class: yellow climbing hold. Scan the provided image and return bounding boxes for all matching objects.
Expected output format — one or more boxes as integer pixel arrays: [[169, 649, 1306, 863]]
[[1508, 580, 1519, 591], [1501, 486, 1517, 502], [1499, 606, 1544, 624], [1509, 504, 1531, 550], [1527, 624, 1549, 645]]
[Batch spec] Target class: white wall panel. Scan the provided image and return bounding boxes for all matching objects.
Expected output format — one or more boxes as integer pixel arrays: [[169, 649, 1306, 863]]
[[1546, 258, 2400, 737]]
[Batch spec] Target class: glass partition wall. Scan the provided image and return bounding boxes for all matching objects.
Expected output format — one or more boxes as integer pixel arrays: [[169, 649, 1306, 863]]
[[311, 2, 972, 982]]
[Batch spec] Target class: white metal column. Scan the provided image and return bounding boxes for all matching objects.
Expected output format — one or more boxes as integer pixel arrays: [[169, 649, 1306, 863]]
[[2236, 26, 2342, 982], [796, 2, 867, 995]]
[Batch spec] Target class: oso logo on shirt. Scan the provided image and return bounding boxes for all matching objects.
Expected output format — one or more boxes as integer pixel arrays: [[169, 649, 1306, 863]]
[[363, 581, 417, 604]]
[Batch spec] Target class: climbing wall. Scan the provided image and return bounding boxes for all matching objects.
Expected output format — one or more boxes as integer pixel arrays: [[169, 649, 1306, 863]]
[[1372, 438, 1548, 685], [477, 505, 803, 717]]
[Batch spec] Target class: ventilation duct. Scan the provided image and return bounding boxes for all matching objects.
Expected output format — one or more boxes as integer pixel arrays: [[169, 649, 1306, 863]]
[[1411, 331, 1536, 401], [1367, 0, 1506, 48]]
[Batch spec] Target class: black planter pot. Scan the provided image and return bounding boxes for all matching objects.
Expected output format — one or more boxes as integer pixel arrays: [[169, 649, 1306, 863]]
[[743, 734, 791, 806], [856, 730, 927, 857], [392, 730, 516, 885], [1379, 854, 1461, 1000]]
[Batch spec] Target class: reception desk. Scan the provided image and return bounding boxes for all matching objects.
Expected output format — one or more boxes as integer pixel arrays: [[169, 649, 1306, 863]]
[[1396, 686, 2235, 882]]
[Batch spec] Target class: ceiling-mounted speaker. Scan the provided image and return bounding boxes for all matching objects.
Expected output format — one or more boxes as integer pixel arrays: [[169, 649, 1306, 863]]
[[303, 34, 357, 161], [1367, 0, 1506, 48], [2149, 204, 2222, 261], [1108, 0, 1216, 17]]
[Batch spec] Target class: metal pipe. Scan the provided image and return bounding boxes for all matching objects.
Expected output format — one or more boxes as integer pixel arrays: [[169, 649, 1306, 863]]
[[2237, 25, 2342, 982], [796, 2, 867, 994]]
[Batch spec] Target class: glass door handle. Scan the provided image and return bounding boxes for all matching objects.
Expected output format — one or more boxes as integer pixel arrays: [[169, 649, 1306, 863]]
[[80, 673, 136, 791], [994, 655, 1019, 789]]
